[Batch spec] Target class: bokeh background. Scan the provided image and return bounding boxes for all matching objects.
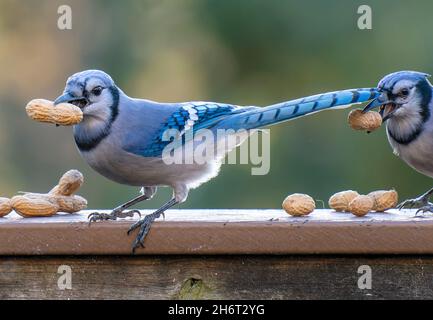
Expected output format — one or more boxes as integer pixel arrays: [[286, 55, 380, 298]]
[[0, 0, 432, 209]]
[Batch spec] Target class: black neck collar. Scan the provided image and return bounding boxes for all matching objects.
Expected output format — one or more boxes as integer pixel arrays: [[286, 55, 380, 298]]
[[75, 86, 119, 151], [387, 124, 423, 145], [387, 81, 431, 145]]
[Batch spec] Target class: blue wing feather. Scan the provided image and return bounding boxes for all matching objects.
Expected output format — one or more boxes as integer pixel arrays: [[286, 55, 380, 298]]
[[131, 102, 253, 157]]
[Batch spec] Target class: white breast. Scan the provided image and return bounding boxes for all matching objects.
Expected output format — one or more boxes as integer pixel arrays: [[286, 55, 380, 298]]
[[79, 134, 223, 189], [388, 126, 433, 178]]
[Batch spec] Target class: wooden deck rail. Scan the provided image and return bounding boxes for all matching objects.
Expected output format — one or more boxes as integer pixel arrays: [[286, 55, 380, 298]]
[[0, 209, 432, 255], [1, 209, 433, 299]]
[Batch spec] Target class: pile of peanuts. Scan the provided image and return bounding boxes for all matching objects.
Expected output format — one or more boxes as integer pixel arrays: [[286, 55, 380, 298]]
[[329, 189, 398, 216], [282, 189, 398, 217], [0, 170, 87, 218]]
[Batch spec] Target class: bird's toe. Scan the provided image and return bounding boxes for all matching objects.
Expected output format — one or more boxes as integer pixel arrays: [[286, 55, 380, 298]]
[[118, 209, 141, 219], [127, 219, 144, 235], [415, 205, 433, 215]]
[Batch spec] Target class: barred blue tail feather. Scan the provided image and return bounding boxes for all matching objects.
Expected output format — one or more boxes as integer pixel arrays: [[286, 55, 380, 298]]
[[218, 88, 380, 130]]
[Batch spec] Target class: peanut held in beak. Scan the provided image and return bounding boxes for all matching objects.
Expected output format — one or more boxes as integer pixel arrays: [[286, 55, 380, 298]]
[[26, 99, 83, 126], [348, 109, 382, 132]]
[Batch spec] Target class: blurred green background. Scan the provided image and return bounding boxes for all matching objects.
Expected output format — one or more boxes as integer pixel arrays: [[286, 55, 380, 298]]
[[0, 0, 432, 210]]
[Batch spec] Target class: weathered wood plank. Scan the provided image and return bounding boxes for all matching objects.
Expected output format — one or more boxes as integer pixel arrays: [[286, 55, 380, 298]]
[[0, 209, 431, 255], [1, 256, 432, 299]]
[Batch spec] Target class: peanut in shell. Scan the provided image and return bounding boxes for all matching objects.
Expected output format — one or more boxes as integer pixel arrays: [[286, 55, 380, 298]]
[[348, 195, 374, 217], [368, 190, 398, 212], [329, 190, 360, 212], [282, 193, 315, 217], [348, 109, 382, 132], [26, 99, 83, 126]]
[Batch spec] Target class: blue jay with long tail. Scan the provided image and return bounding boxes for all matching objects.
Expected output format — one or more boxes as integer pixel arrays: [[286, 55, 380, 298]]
[[53, 70, 379, 252], [363, 71, 433, 214]]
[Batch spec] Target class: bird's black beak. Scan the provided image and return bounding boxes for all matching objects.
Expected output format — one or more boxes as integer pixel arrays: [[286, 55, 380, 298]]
[[54, 92, 76, 105], [362, 92, 397, 122], [362, 92, 389, 112], [54, 92, 89, 109]]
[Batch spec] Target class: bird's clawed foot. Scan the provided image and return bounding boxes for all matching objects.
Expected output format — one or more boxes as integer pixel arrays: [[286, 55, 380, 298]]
[[126, 197, 178, 253], [397, 188, 433, 216], [397, 198, 428, 210], [127, 211, 163, 253], [88, 209, 141, 224], [415, 205, 433, 215]]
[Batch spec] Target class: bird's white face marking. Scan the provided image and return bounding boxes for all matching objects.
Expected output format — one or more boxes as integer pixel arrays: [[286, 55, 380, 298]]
[[63, 72, 117, 127], [385, 79, 427, 141], [82, 78, 114, 121], [388, 79, 421, 118], [373, 72, 433, 154], [60, 70, 120, 152]]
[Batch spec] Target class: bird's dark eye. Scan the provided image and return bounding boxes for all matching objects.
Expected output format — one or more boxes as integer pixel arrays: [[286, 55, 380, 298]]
[[400, 88, 409, 97], [91, 86, 103, 96]]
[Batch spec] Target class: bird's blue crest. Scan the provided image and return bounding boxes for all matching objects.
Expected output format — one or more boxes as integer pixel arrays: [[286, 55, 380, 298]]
[[378, 71, 431, 91], [67, 69, 115, 87]]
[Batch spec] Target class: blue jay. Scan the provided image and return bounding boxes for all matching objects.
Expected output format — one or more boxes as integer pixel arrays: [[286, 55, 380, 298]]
[[363, 70, 433, 214], [54, 70, 378, 252]]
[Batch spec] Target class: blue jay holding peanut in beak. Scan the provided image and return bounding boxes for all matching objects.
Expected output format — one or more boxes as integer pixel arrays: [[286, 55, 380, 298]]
[[54, 70, 379, 252], [363, 71, 433, 213]]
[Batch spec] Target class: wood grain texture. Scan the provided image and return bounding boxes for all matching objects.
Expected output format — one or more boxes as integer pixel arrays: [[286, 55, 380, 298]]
[[1, 256, 433, 299], [0, 209, 431, 255]]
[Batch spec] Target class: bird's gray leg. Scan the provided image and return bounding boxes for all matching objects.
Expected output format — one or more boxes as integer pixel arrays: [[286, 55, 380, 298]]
[[127, 198, 178, 253], [127, 184, 188, 253], [397, 188, 433, 214], [88, 186, 157, 223]]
